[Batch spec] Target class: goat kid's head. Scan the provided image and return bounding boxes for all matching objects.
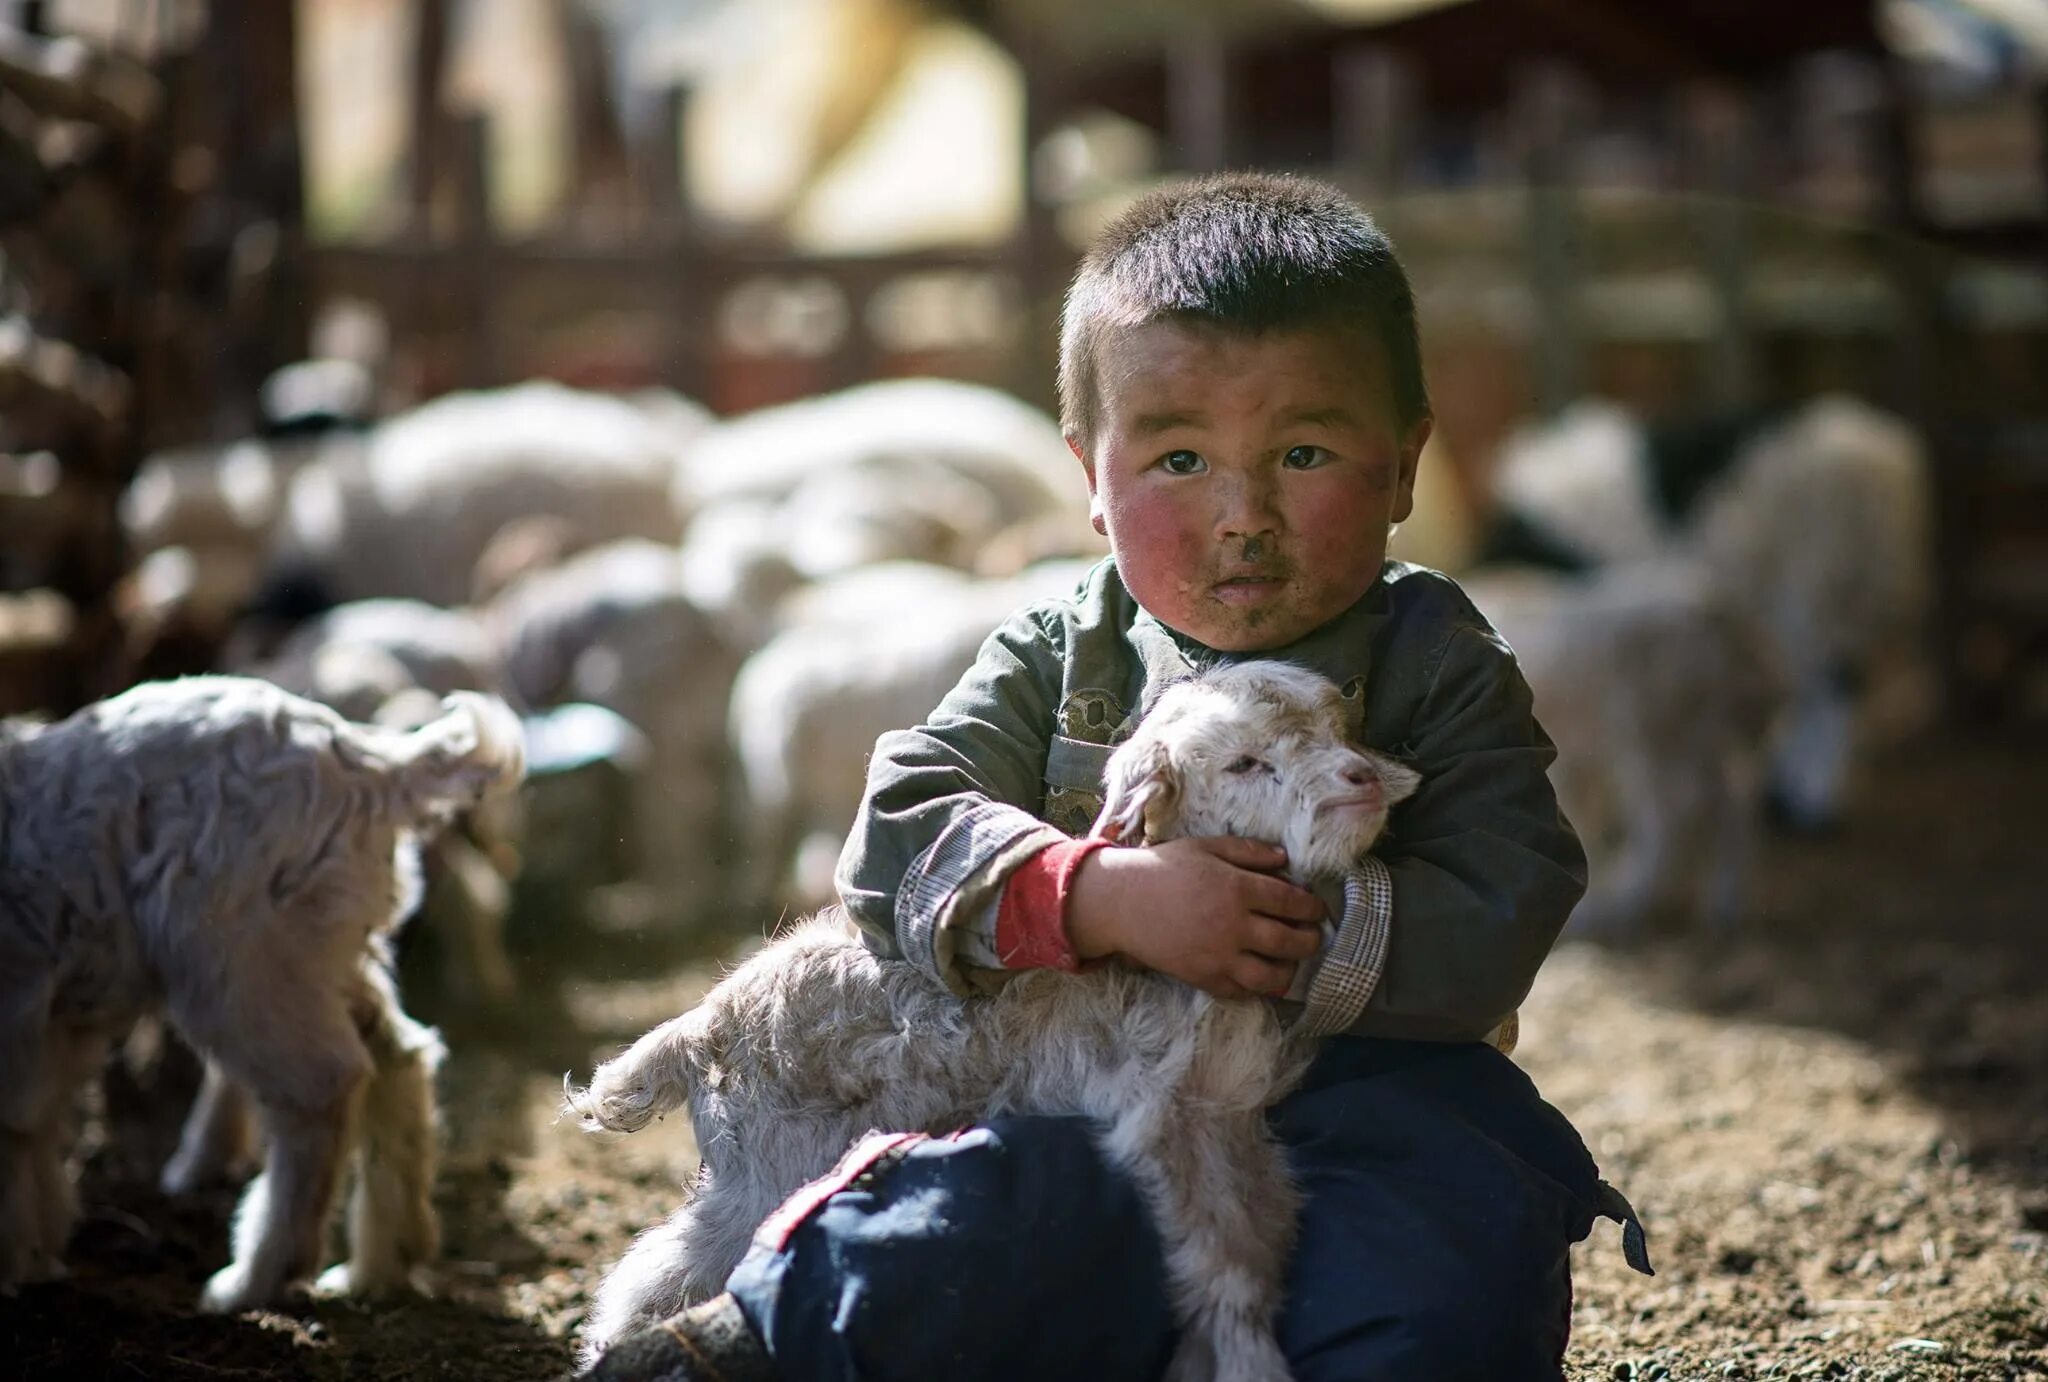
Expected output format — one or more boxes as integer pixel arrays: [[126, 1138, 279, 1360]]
[[1090, 661, 1420, 881]]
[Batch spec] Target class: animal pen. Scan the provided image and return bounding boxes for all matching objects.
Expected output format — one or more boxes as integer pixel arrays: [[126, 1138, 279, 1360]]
[[3, 1, 2047, 1380]]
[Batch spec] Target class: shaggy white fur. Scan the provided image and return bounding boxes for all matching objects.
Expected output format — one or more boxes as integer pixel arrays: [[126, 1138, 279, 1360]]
[[567, 660, 1419, 1380], [251, 598, 525, 1004], [1464, 560, 1776, 936], [0, 676, 524, 1311]]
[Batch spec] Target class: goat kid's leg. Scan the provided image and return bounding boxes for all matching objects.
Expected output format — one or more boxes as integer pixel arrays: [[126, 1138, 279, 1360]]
[[318, 983, 444, 1298], [672, 1164, 797, 1307], [569, 1010, 705, 1135], [29, 1132, 73, 1276], [1580, 737, 1678, 937], [1696, 754, 1760, 933], [0, 1129, 46, 1288], [427, 834, 517, 1004], [1125, 1113, 1296, 1382], [201, 1092, 359, 1313], [162, 1059, 256, 1195], [2, 1018, 106, 1289], [580, 1163, 796, 1368], [0, 967, 61, 1288], [580, 1202, 708, 1368], [1, 1122, 74, 1289]]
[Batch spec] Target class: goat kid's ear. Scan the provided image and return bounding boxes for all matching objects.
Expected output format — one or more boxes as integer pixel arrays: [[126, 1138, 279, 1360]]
[[1091, 738, 1180, 845], [1372, 752, 1422, 807]]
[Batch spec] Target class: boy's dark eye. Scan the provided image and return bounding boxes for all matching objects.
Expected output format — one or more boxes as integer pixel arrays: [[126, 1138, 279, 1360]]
[[1226, 755, 1266, 775], [1160, 450, 1206, 476], [1283, 445, 1328, 469]]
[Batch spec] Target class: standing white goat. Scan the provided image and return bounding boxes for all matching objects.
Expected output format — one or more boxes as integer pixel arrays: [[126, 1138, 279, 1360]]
[[0, 677, 524, 1311], [567, 661, 1419, 1381]]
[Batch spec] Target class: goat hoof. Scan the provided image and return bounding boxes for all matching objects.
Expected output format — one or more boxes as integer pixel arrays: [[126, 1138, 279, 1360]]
[[313, 1263, 358, 1297], [159, 1150, 213, 1197], [199, 1262, 262, 1314], [315, 1260, 419, 1299]]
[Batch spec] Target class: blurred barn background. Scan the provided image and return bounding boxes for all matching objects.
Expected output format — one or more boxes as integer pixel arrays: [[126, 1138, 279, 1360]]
[[3, 1, 2045, 1379]]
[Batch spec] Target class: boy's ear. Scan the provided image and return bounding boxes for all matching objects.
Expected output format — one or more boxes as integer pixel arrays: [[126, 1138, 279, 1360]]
[[1091, 736, 1180, 845], [1067, 433, 1109, 536], [1389, 416, 1431, 527]]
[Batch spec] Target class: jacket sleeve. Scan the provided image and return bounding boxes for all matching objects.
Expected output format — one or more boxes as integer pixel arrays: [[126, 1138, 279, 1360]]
[[834, 607, 1072, 994], [1344, 621, 1588, 1042]]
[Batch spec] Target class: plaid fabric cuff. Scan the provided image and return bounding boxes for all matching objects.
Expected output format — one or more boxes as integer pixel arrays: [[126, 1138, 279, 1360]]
[[896, 802, 1070, 992], [1296, 856, 1393, 1038]]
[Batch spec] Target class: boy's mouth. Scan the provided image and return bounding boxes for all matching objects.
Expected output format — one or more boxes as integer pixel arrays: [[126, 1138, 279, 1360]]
[[1211, 572, 1287, 605]]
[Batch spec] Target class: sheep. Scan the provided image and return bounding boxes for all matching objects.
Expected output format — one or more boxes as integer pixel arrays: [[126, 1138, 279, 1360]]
[[674, 498, 808, 655], [253, 599, 508, 716], [116, 442, 294, 676], [729, 559, 1095, 913], [773, 451, 1013, 578], [1687, 396, 1932, 828], [1483, 394, 1932, 831], [566, 660, 1421, 1381], [666, 380, 1092, 655], [485, 541, 743, 913], [971, 506, 1112, 579], [121, 440, 289, 557], [1487, 399, 1669, 569], [260, 381, 693, 612], [674, 377, 1085, 536], [0, 676, 524, 1311], [1462, 562, 1775, 936]]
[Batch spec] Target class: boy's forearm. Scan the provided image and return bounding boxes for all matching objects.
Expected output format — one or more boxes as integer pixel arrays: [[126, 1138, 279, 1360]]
[[839, 755, 1068, 991], [836, 610, 1069, 991]]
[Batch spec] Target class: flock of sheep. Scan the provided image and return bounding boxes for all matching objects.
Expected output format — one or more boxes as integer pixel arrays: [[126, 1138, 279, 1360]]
[[1, 365, 1931, 1361], [112, 370, 1933, 963], [116, 374, 1113, 988]]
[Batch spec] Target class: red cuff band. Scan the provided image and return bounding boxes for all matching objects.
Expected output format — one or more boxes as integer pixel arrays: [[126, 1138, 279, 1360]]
[[995, 837, 1111, 972]]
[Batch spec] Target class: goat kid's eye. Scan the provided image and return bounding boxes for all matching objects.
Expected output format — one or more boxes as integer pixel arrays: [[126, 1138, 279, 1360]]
[[1283, 445, 1330, 470], [1226, 755, 1266, 775], [1159, 450, 1206, 476]]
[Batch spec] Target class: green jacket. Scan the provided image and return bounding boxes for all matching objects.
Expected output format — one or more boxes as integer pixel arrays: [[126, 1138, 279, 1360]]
[[835, 558, 1586, 1042]]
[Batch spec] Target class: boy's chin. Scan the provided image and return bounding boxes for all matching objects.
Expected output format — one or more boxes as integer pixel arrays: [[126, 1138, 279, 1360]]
[[1173, 597, 1340, 653]]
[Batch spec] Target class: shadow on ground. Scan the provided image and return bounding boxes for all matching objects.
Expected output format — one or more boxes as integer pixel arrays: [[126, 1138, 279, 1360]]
[[1586, 726, 2048, 1181]]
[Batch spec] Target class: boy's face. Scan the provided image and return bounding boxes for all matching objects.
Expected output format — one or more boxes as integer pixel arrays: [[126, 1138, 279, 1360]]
[[1072, 320, 1429, 652]]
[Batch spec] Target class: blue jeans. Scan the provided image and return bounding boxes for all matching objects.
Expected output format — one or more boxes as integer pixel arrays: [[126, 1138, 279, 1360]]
[[725, 1038, 1625, 1382]]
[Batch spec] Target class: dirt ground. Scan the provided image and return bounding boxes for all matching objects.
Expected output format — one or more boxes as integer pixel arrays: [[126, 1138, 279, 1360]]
[[6, 725, 2045, 1382]]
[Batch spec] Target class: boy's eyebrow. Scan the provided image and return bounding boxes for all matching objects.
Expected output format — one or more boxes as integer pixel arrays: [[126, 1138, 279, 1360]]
[[1127, 404, 1359, 436], [1274, 405, 1360, 429], [1129, 409, 1205, 437]]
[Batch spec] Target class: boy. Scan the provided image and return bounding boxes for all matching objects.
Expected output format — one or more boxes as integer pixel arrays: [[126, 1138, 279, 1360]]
[[591, 173, 1646, 1382]]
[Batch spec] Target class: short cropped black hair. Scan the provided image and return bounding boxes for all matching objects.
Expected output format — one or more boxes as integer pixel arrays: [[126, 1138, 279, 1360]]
[[1057, 171, 1429, 443]]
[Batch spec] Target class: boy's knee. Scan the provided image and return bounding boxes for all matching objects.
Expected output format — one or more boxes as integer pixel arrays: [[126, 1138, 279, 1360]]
[[727, 1117, 1176, 1382], [1294, 1269, 1564, 1382], [1281, 1170, 1576, 1382]]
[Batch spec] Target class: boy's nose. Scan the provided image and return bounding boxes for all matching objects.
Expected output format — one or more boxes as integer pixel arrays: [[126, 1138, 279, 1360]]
[[1224, 526, 1279, 554], [1215, 476, 1283, 540]]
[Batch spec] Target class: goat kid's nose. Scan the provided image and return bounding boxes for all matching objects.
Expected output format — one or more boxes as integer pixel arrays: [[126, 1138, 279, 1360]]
[[1340, 759, 1376, 788]]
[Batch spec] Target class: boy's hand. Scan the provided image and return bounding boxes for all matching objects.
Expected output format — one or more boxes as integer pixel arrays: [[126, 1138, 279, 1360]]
[[1066, 838, 1326, 999]]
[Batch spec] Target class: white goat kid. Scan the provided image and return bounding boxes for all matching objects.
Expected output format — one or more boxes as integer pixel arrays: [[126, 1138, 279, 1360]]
[[0, 676, 524, 1311], [567, 661, 1419, 1381]]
